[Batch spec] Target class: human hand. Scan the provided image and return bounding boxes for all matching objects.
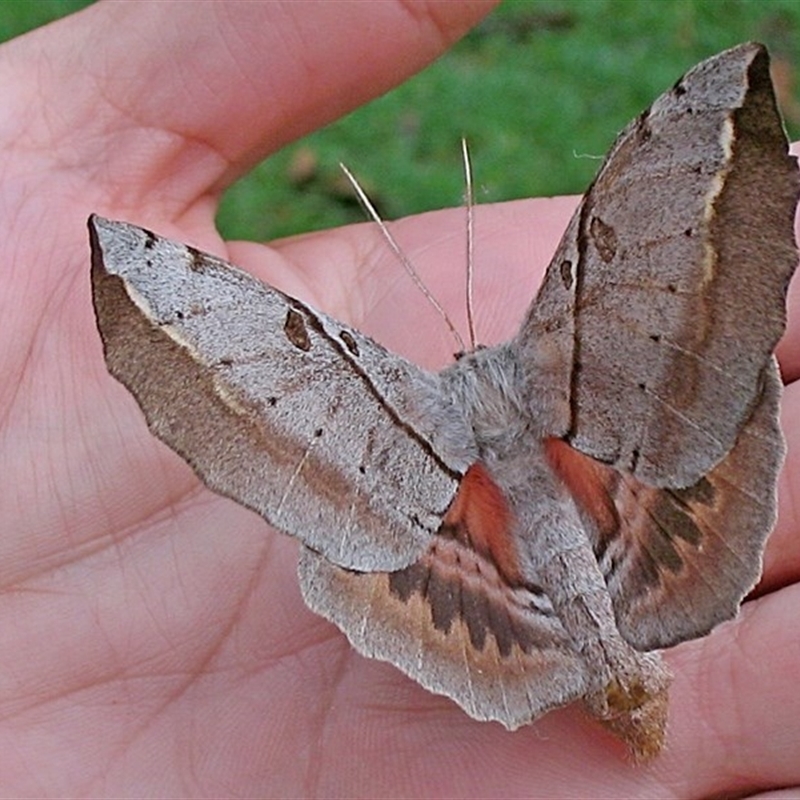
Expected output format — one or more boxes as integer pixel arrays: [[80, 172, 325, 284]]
[[1, 2, 799, 796]]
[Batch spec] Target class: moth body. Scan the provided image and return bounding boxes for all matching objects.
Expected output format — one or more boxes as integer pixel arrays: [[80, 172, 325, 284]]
[[439, 342, 673, 752]]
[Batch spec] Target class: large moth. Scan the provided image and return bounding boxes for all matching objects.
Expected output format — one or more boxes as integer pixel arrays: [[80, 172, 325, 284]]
[[89, 43, 799, 759]]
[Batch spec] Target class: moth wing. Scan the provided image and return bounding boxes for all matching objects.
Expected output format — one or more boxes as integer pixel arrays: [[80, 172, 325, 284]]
[[548, 360, 782, 650], [298, 536, 591, 731], [517, 42, 799, 488], [298, 459, 672, 756], [609, 360, 783, 648], [90, 216, 472, 572]]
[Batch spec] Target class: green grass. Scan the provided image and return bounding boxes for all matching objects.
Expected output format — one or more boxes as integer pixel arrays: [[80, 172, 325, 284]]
[[3, 0, 800, 242], [0, 0, 89, 40]]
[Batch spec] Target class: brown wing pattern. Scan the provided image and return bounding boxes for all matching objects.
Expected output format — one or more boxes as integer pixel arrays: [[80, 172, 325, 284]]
[[298, 468, 591, 730], [90, 216, 471, 573], [548, 360, 782, 650], [517, 43, 799, 489], [298, 553, 590, 731]]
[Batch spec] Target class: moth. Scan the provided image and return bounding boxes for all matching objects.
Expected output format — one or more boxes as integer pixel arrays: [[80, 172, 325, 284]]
[[90, 43, 799, 759]]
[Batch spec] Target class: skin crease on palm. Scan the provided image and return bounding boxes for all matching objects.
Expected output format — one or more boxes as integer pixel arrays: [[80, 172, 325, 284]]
[[1, 1, 800, 797]]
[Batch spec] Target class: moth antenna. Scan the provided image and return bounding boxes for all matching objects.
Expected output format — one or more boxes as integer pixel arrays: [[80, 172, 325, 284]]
[[461, 138, 477, 352], [339, 163, 466, 354]]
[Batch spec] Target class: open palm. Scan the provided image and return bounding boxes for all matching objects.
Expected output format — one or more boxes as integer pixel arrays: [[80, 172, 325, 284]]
[[1, 3, 799, 797]]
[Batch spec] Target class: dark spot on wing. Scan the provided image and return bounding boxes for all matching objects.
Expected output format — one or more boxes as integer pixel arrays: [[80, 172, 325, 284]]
[[635, 111, 652, 142], [186, 246, 207, 272], [655, 493, 703, 550], [340, 330, 360, 356], [460, 585, 489, 650], [389, 561, 428, 602], [671, 475, 715, 507], [486, 593, 514, 657], [427, 569, 459, 634], [643, 516, 684, 573], [560, 259, 573, 289], [388, 538, 554, 658], [589, 216, 618, 263], [284, 308, 312, 351]]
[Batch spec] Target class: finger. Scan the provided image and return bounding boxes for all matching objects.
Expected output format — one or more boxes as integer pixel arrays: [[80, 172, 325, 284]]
[[4, 1, 497, 224], [253, 196, 578, 363], [775, 215, 800, 382], [758, 378, 800, 593], [774, 144, 800, 382], [660, 583, 800, 796]]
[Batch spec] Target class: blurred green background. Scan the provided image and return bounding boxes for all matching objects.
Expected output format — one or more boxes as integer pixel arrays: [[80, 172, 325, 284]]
[[3, 0, 799, 242]]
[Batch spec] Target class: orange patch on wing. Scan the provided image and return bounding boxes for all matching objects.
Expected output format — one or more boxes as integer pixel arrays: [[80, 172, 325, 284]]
[[544, 437, 619, 537], [446, 462, 521, 584]]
